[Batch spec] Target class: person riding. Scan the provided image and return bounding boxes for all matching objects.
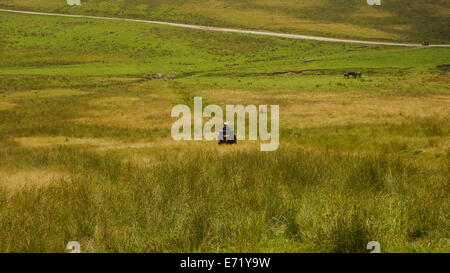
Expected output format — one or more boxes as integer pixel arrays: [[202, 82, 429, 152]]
[[218, 122, 237, 145]]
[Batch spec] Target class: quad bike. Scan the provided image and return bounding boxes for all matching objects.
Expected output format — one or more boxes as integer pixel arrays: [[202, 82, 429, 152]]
[[218, 125, 237, 145]]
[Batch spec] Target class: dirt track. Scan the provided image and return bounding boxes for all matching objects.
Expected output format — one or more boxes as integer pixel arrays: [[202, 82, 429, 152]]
[[1, 8, 450, 47]]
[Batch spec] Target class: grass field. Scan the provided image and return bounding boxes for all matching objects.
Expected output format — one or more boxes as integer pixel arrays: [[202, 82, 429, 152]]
[[0, 0, 450, 43], [0, 9, 449, 253]]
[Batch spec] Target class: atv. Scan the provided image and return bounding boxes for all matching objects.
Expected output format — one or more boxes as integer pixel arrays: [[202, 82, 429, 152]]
[[218, 124, 237, 145]]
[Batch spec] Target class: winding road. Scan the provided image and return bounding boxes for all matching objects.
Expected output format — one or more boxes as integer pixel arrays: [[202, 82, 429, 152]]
[[1, 8, 450, 47]]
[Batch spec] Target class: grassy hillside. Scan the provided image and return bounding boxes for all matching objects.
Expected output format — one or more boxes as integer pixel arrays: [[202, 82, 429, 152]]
[[0, 0, 449, 43], [0, 11, 449, 252]]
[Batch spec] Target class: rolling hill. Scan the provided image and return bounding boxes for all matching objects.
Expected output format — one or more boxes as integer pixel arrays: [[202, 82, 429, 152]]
[[0, 3, 449, 253], [0, 0, 449, 43]]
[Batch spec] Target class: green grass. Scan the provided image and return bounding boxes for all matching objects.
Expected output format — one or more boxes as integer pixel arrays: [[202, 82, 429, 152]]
[[0, 147, 448, 252], [1, 0, 449, 43], [0, 11, 449, 253]]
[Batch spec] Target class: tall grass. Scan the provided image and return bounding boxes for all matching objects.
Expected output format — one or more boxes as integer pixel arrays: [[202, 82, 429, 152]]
[[0, 9, 448, 253], [0, 146, 448, 252]]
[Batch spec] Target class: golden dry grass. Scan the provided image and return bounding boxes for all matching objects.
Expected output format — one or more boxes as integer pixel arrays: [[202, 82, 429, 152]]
[[75, 95, 173, 129], [199, 89, 450, 128], [1, 89, 89, 100], [0, 168, 70, 191], [0, 101, 16, 111], [14, 136, 119, 148], [188, 2, 402, 40]]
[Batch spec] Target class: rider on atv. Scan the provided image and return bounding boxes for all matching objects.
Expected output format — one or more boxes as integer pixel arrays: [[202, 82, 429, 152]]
[[218, 122, 237, 145]]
